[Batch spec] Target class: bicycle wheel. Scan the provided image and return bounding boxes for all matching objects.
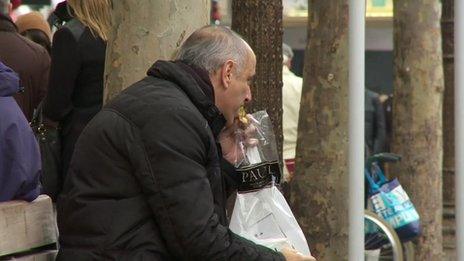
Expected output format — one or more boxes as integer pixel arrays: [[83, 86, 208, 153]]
[[364, 210, 403, 261]]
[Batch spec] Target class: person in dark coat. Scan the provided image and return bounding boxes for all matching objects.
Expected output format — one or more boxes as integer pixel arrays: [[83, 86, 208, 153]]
[[57, 26, 314, 261], [47, 1, 72, 30], [0, 61, 41, 202], [43, 0, 111, 195], [365, 89, 387, 156], [0, 0, 50, 121]]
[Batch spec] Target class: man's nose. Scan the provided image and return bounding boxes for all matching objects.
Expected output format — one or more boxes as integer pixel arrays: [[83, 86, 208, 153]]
[[244, 88, 252, 103]]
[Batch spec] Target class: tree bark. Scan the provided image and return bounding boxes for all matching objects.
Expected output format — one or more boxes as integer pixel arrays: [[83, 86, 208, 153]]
[[104, 0, 210, 104], [392, 1, 444, 259], [441, 0, 455, 257], [231, 0, 283, 160], [290, 1, 349, 259]]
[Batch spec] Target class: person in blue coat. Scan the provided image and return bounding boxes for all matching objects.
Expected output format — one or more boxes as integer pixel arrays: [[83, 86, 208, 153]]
[[0, 61, 41, 202]]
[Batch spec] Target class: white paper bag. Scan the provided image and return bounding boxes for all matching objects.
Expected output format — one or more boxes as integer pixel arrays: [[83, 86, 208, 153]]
[[230, 186, 310, 255]]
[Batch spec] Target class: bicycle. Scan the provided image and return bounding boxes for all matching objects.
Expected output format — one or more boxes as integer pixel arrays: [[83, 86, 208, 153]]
[[363, 153, 415, 261]]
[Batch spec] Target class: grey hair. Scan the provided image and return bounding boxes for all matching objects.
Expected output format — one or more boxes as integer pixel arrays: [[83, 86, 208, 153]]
[[175, 25, 250, 74], [282, 43, 294, 65], [0, 0, 9, 16]]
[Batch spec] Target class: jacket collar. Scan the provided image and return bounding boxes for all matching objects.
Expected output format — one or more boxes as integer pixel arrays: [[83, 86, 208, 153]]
[[174, 61, 215, 103], [0, 13, 17, 32], [147, 60, 226, 138]]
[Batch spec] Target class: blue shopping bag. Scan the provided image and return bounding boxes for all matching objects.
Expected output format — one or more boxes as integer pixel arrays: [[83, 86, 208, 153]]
[[365, 166, 421, 242]]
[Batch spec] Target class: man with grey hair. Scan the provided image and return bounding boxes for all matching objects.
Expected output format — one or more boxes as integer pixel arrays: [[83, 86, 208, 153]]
[[282, 43, 303, 182], [0, 0, 50, 121], [56, 26, 315, 260]]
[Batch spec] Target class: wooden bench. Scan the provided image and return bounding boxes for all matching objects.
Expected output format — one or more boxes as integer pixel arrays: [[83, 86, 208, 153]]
[[0, 195, 58, 260]]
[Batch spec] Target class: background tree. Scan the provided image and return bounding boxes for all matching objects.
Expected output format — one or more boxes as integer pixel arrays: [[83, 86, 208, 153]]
[[392, 0, 444, 259], [231, 0, 283, 159], [290, 1, 350, 259], [441, 0, 455, 258], [104, 0, 210, 103]]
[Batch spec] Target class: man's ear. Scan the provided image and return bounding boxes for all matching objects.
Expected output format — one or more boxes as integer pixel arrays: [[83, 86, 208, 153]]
[[221, 60, 235, 88]]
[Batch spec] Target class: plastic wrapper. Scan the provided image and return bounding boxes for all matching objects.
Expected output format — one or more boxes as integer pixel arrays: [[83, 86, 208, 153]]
[[229, 110, 311, 255]]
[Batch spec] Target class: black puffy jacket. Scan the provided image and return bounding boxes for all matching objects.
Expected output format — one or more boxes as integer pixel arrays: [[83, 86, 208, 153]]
[[56, 61, 285, 261]]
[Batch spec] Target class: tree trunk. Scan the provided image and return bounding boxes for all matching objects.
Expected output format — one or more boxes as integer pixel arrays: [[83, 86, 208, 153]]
[[392, 1, 444, 259], [231, 0, 283, 160], [441, 0, 455, 258], [104, 0, 210, 103], [290, 1, 349, 259]]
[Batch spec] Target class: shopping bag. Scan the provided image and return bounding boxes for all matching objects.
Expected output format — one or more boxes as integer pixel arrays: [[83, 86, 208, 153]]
[[365, 165, 421, 242], [229, 110, 310, 255]]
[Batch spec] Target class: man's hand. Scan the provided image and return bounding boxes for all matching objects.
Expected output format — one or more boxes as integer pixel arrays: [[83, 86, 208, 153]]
[[281, 247, 316, 261], [219, 115, 257, 165]]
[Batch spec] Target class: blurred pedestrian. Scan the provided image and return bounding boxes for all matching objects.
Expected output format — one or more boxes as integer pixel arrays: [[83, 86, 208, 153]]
[[282, 43, 303, 182], [365, 89, 387, 157], [16, 11, 52, 55], [42, 0, 111, 195], [0, 61, 41, 203], [0, 0, 50, 121], [380, 93, 393, 152]]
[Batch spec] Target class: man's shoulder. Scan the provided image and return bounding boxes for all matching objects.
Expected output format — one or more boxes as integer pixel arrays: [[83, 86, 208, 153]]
[[107, 76, 205, 126], [124, 76, 195, 105], [0, 32, 49, 70], [0, 30, 47, 55], [283, 70, 303, 90]]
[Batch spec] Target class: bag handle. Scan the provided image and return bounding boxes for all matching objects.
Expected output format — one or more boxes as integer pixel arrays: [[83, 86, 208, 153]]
[[31, 100, 44, 126], [365, 169, 380, 194], [371, 163, 387, 185]]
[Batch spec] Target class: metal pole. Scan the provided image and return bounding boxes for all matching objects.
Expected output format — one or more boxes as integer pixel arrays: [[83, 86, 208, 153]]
[[455, 0, 464, 259], [348, 0, 365, 260]]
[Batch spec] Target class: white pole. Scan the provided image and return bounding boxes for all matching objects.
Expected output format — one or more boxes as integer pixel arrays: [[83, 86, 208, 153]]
[[455, 0, 464, 259], [348, 0, 365, 260]]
